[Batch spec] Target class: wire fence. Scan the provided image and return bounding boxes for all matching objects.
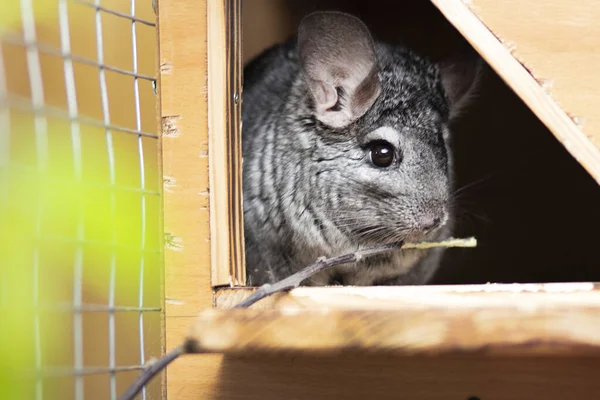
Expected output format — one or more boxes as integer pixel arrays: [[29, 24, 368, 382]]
[[0, 1, 163, 399]]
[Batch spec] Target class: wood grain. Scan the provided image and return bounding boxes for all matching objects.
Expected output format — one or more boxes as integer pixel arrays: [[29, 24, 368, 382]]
[[158, 0, 213, 316], [194, 283, 600, 356], [430, 0, 600, 185], [468, 0, 600, 149], [208, 0, 245, 287], [186, 354, 600, 400], [214, 282, 600, 309], [157, 0, 220, 398]]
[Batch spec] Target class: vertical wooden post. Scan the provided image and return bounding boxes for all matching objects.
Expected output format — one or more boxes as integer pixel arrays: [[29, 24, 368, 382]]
[[157, 0, 244, 396], [208, 0, 245, 287], [157, 0, 223, 398]]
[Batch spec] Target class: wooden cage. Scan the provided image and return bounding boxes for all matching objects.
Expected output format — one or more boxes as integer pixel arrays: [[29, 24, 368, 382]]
[[157, 0, 600, 399]]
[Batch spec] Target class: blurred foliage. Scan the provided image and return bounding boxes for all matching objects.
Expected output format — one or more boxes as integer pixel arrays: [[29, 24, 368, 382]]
[[0, 0, 57, 33], [1, 2, 161, 399], [1, 116, 155, 400]]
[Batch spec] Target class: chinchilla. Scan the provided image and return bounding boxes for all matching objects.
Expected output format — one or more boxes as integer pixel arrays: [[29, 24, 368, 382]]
[[241, 11, 482, 286]]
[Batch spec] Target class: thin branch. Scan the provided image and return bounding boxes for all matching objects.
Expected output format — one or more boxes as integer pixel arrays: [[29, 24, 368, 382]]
[[402, 236, 477, 250], [234, 236, 476, 309], [118, 345, 184, 400], [119, 236, 477, 400]]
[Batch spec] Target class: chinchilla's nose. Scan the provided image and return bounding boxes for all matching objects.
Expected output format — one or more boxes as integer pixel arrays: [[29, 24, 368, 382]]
[[415, 204, 448, 232], [412, 196, 448, 233], [417, 214, 442, 232]]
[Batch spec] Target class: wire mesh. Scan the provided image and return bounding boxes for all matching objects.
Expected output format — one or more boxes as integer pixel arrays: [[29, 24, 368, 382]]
[[0, 1, 163, 399]]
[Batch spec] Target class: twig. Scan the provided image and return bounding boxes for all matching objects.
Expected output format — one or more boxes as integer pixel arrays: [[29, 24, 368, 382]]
[[118, 345, 184, 400], [233, 243, 400, 308], [402, 237, 477, 250], [234, 236, 476, 309], [119, 236, 476, 400]]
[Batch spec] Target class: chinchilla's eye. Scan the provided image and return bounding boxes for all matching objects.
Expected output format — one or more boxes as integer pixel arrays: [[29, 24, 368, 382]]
[[368, 140, 395, 168]]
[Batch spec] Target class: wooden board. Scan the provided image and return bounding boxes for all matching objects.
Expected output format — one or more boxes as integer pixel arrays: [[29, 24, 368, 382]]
[[430, 0, 600, 185], [177, 282, 600, 398], [166, 354, 600, 400], [156, 1, 220, 399], [467, 0, 600, 149], [187, 283, 600, 356], [207, 0, 245, 287], [157, 0, 213, 317], [213, 281, 600, 309]]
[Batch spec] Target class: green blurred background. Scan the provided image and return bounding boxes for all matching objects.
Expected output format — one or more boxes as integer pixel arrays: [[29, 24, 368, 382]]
[[0, 1, 163, 399]]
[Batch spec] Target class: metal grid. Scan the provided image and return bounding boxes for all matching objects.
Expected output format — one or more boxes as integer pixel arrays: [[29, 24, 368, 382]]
[[0, 1, 162, 399]]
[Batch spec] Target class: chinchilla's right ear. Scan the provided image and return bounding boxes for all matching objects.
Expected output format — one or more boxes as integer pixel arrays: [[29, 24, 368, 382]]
[[298, 11, 381, 129]]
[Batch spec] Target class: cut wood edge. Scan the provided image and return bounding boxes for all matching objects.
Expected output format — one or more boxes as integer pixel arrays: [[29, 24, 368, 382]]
[[214, 282, 600, 309], [430, 0, 600, 185], [190, 283, 600, 356], [207, 0, 228, 286], [186, 306, 600, 356]]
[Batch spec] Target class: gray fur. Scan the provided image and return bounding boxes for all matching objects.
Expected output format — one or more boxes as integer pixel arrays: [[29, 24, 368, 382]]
[[242, 12, 481, 286]]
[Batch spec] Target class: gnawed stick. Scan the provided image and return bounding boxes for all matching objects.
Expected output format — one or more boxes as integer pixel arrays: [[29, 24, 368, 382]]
[[120, 236, 476, 400], [402, 237, 477, 250], [234, 237, 477, 309]]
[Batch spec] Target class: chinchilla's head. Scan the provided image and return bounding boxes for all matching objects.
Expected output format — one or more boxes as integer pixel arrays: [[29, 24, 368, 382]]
[[294, 11, 482, 246]]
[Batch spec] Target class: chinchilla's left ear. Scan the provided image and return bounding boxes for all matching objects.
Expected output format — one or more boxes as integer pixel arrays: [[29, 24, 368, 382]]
[[437, 49, 485, 122]]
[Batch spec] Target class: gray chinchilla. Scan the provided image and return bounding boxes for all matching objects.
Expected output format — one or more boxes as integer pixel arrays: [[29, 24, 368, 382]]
[[242, 11, 482, 286]]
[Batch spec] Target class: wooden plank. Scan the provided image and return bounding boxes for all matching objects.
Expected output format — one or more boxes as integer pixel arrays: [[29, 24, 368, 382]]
[[156, 0, 222, 399], [165, 317, 224, 399], [430, 0, 600, 185], [207, 0, 245, 287], [468, 0, 600, 150], [190, 283, 600, 355], [164, 318, 600, 398], [178, 354, 600, 400], [157, 0, 213, 315], [214, 282, 600, 309]]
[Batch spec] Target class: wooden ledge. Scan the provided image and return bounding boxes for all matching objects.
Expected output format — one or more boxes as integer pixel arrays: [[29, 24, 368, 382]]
[[183, 283, 600, 356]]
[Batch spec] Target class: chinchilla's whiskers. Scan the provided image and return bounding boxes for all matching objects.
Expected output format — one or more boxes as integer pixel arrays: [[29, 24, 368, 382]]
[[335, 220, 392, 240], [386, 232, 407, 245], [331, 213, 396, 225], [330, 216, 378, 231], [395, 227, 414, 242], [359, 225, 412, 244], [451, 175, 493, 199], [448, 197, 481, 208], [447, 198, 492, 225], [455, 208, 492, 225], [356, 226, 388, 240], [448, 192, 492, 226], [368, 229, 408, 247]]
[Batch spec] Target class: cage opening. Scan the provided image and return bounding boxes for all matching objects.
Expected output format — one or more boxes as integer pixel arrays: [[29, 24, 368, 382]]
[[237, 0, 600, 288]]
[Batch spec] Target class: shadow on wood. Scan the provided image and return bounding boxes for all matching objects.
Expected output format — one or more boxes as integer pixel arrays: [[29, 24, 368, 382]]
[[213, 354, 600, 400]]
